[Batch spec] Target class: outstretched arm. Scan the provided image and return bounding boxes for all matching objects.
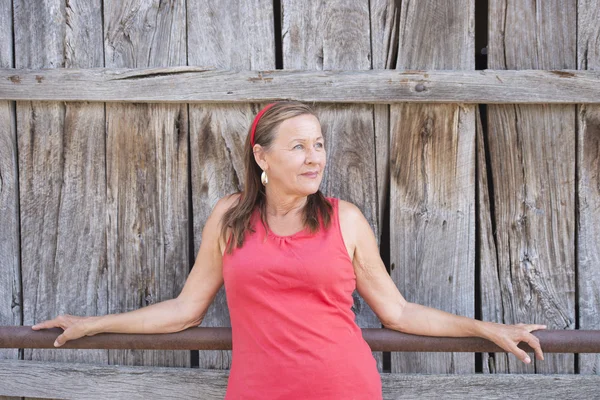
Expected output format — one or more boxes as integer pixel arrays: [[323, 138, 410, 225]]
[[338, 200, 546, 364]]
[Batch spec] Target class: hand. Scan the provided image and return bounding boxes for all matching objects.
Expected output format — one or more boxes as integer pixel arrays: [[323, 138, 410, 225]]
[[484, 322, 547, 364], [31, 314, 99, 347]]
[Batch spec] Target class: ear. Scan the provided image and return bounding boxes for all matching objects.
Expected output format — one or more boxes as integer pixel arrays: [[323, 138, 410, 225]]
[[252, 144, 269, 171]]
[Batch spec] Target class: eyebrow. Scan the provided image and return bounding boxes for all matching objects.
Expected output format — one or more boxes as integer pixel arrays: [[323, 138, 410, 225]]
[[288, 136, 324, 144]]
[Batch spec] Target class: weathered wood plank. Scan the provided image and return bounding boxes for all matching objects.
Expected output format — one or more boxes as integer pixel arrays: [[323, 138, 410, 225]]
[[14, 0, 108, 374], [282, 0, 382, 371], [3, 67, 600, 104], [578, 0, 600, 375], [2, 360, 600, 400], [0, 102, 19, 361], [370, 0, 399, 234], [0, 0, 20, 361], [104, 1, 189, 367], [476, 108, 508, 374], [389, 0, 476, 373], [0, 3, 21, 400], [187, 0, 275, 369], [189, 103, 245, 370], [484, 0, 576, 374]]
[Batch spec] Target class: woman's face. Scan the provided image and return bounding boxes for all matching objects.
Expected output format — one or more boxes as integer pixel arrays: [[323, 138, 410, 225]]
[[257, 114, 326, 197]]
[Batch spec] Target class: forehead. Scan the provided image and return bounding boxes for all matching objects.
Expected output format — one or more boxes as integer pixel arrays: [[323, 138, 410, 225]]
[[275, 114, 322, 141]]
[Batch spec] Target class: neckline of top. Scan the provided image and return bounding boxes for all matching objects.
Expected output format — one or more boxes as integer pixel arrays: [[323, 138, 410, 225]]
[[252, 208, 315, 240], [253, 197, 336, 240], [266, 225, 312, 240]]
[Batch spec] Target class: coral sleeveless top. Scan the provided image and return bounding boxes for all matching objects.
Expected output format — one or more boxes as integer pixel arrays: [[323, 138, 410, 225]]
[[222, 197, 382, 400]]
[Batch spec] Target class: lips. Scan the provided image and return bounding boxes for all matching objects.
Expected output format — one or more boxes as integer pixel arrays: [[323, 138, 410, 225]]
[[301, 171, 319, 178]]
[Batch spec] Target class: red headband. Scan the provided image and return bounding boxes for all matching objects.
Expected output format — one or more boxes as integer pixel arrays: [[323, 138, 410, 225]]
[[250, 103, 276, 147]]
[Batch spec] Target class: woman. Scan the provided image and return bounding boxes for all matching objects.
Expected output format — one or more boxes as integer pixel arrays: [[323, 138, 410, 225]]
[[32, 101, 546, 399]]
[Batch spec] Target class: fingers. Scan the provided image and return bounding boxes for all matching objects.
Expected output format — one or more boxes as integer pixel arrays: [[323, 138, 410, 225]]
[[521, 324, 546, 360], [31, 318, 60, 330], [494, 323, 548, 365], [54, 326, 85, 347], [54, 333, 67, 347], [521, 332, 544, 361], [508, 342, 531, 364], [54, 331, 73, 347], [31, 315, 86, 347], [32, 314, 72, 330], [31, 322, 44, 330], [510, 324, 546, 363], [526, 324, 547, 332], [527, 337, 545, 361]]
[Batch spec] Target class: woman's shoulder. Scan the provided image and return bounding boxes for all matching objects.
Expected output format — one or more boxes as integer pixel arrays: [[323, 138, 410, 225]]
[[212, 192, 242, 215], [327, 198, 367, 260], [334, 198, 364, 221], [210, 193, 243, 255], [208, 193, 243, 233]]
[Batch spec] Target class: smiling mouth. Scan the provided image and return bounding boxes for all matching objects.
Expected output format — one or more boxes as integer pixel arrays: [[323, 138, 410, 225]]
[[302, 172, 318, 177]]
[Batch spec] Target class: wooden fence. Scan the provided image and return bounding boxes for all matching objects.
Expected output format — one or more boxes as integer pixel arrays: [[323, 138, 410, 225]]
[[1, 0, 599, 398]]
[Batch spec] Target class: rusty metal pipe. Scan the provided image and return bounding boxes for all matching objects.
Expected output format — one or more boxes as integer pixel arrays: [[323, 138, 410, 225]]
[[1, 327, 599, 353]]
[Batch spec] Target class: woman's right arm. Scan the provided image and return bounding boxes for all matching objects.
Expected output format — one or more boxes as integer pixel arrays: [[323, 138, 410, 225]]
[[32, 193, 240, 347]]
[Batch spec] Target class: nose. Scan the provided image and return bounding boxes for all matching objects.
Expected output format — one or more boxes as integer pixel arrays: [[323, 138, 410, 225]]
[[305, 146, 318, 164]]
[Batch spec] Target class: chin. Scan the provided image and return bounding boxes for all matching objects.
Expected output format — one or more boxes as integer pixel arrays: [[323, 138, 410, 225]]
[[290, 178, 323, 196], [294, 185, 320, 197], [304, 185, 321, 195]]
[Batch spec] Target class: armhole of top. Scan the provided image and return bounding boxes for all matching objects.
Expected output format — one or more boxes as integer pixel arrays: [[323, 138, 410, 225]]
[[331, 197, 353, 263]]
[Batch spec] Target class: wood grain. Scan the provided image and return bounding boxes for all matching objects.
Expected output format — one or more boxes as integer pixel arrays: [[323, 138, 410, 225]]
[[104, 0, 189, 367], [282, 0, 382, 371], [0, 101, 19, 364], [14, 0, 108, 375], [2, 360, 600, 400], [0, 0, 20, 365], [389, 0, 476, 373], [370, 0, 399, 234], [0, 3, 21, 400], [4, 68, 600, 104], [484, 0, 576, 374], [476, 107, 507, 374], [187, 0, 275, 369], [577, 0, 600, 375]]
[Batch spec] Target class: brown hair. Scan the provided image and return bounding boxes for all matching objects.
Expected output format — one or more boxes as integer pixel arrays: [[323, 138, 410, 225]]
[[220, 101, 333, 254]]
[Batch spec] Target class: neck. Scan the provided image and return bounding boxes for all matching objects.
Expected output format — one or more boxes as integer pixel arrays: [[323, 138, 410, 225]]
[[264, 187, 308, 218]]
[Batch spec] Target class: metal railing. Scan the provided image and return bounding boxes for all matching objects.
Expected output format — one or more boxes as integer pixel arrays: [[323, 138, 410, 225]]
[[1, 326, 599, 353]]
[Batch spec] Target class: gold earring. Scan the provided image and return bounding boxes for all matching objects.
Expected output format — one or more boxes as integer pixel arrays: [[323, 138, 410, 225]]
[[261, 170, 268, 186]]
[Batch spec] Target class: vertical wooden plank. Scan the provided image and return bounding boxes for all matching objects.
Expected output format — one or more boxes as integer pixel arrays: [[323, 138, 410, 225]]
[[282, 0, 382, 371], [477, 109, 508, 374], [389, 1, 476, 374], [485, 0, 576, 374], [15, 0, 108, 371], [0, 101, 19, 357], [104, 0, 189, 367], [187, 0, 275, 369], [0, 9, 22, 400], [370, 0, 399, 234], [577, 0, 600, 376]]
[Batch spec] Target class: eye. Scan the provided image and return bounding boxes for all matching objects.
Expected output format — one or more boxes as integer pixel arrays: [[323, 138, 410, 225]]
[[315, 142, 324, 149], [293, 144, 303, 150]]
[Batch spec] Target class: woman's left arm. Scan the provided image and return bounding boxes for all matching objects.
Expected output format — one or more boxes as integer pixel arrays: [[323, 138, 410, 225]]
[[338, 200, 546, 364]]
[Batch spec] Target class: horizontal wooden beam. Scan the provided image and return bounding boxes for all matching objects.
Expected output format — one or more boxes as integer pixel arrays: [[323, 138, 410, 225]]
[[0, 360, 598, 399], [1, 67, 599, 104]]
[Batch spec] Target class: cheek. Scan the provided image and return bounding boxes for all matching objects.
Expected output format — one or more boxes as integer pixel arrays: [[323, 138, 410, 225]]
[[319, 152, 327, 165], [276, 154, 304, 174]]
